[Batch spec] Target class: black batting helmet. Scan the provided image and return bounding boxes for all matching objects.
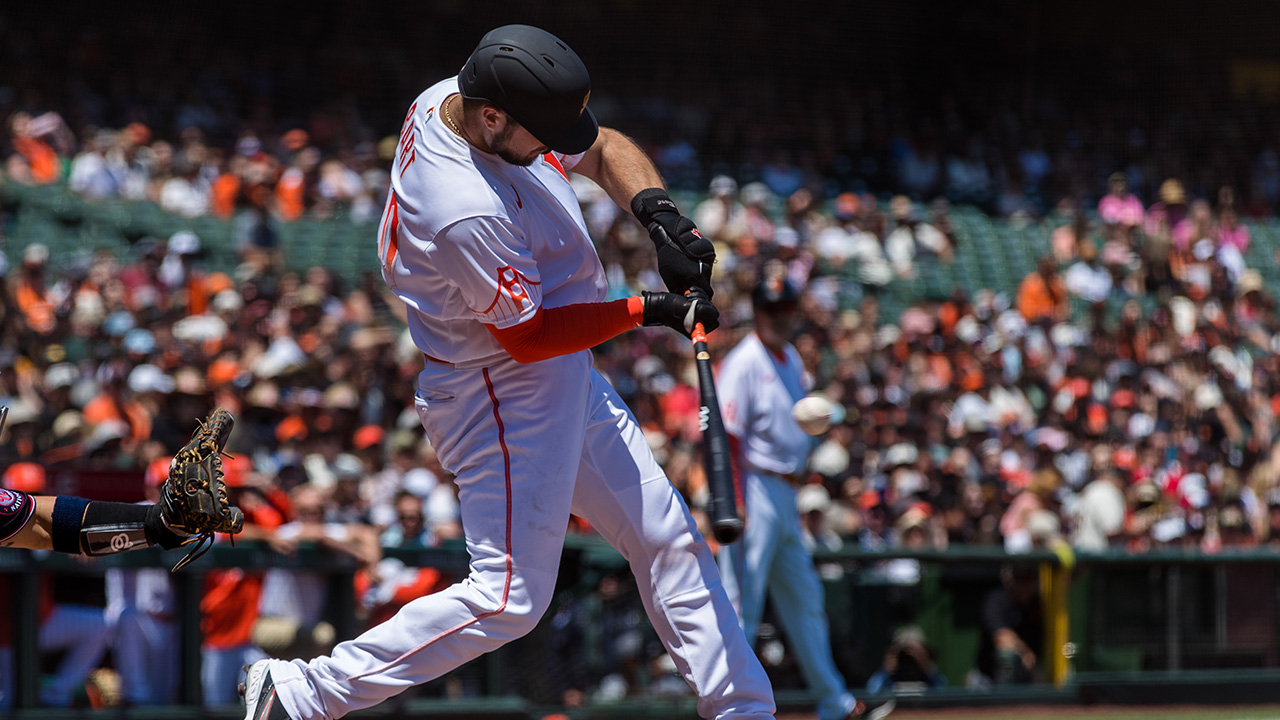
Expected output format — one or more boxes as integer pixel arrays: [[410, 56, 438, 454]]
[[752, 276, 800, 310], [459, 25, 599, 155]]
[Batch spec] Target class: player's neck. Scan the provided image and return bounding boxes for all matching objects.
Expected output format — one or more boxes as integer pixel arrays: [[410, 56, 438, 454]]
[[756, 332, 787, 360], [445, 94, 489, 153]]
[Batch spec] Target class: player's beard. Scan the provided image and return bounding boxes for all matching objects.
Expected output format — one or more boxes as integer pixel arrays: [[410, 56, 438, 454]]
[[491, 123, 541, 167]]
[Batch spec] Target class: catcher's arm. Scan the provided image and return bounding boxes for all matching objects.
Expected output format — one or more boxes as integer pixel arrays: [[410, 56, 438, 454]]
[[0, 492, 204, 556], [0, 408, 245, 571]]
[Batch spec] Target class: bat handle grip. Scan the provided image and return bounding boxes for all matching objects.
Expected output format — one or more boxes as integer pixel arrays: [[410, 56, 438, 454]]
[[692, 322, 708, 344]]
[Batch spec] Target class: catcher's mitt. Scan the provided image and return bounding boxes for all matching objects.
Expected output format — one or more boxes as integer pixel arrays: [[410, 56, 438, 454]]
[[162, 408, 245, 570]]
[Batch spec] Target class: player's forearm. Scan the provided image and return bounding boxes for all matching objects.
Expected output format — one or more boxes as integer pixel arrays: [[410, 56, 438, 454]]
[[0, 492, 190, 555], [572, 127, 666, 212], [486, 298, 644, 363], [3, 495, 54, 549]]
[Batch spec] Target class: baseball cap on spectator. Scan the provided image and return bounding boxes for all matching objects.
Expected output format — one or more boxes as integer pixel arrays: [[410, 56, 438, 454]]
[[23, 243, 49, 267], [103, 310, 135, 337], [333, 453, 363, 480], [84, 419, 129, 453], [883, 443, 918, 469], [207, 357, 241, 388], [123, 328, 156, 356], [169, 231, 201, 256], [205, 272, 235, 296], [796, 484, 832, 515], [809, 439, 850, 477], [173, 314, 229, 343], [1026, 509, 1061, 543], [324, 382, 359, 410], [740, 182, 773, 208], [128, 364, 175, 394], [277, 416, 308, 443], [5, 402, 38, 429], [282, 129, 310, 152], [895, 506, 929, 534], [389, 429, 419, 453], [45, 362, 78, 390], [859, 489, 886, 511], [833, 192, 859, 221], [403, 467, 439, 498], [213, 289, 244, 314], [3, 463, 46, 493], [53, 410, 84, 441], [236, 135, 262, 157], [773, 227, 800, 250], [354, 425, 385, 450], [1240, 270, 1265, 295], [708, 175, 738, 197]]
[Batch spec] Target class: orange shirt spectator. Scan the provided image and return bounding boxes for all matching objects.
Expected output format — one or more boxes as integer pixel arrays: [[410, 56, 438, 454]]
[[82, 393, 152, 452], [12, 135, 60, 184], [210, 172, 241, 218], [1016, 259, 1067, 323], [276, 166, 306, 220]]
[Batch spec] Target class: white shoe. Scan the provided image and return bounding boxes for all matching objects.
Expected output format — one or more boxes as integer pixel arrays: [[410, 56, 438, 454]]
[[239, 659, 291, 720]]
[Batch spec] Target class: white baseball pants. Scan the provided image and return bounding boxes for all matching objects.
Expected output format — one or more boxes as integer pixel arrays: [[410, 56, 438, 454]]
[[268, 351, 775, 719], [720, 471, 856, 720]]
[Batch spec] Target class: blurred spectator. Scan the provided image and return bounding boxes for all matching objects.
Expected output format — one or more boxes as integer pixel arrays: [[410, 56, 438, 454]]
[[883, 196, 952, 280], [254, 484, 380, 660], [975, 563, 1043, 686], [1098, 172, 1145, 229], [866, 626, 947, 694], [1016, 257, 1068, 323], [381, 490, 434, 548], [1072, 468, 1127, 552]]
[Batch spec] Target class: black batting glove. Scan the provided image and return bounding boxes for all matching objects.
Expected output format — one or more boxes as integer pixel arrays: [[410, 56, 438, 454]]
[[631, 188, 716, 299], [641, 290, 720, 337]]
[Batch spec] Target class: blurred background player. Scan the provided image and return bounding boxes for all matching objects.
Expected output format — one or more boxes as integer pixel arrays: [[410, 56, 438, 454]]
[[717, 273, 892, 720]]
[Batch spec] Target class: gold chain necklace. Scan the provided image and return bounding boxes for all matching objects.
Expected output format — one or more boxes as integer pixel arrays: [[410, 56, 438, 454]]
[[443, 94, 464, 138]]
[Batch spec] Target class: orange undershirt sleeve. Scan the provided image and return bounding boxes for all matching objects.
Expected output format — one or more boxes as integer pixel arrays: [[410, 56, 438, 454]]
[[486, 297, 645, 363]]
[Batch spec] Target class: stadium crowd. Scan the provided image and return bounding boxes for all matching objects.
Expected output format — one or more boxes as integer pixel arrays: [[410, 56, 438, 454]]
[[4, 4, 1280, 708]]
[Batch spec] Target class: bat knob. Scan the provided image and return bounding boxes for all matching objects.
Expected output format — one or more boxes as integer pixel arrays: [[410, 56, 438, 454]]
[[713, 519, 744, 545]]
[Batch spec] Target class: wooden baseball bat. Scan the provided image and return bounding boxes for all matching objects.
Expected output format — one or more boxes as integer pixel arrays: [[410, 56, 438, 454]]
[[690, 322, 742, 545]]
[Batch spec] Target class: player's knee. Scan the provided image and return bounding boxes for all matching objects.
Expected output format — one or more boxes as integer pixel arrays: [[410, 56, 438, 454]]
[[486, 572, 555, 639]]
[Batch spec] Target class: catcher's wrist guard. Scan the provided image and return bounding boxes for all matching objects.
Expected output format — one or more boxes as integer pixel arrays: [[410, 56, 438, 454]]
[[49, 497, 186, 556]]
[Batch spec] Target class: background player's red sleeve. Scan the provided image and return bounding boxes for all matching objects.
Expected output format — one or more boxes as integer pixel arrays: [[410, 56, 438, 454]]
[[486, 297, 644, 363]]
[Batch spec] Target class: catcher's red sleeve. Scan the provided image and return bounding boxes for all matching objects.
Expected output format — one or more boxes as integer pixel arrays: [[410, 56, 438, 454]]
[[486, 297, 644, 363]]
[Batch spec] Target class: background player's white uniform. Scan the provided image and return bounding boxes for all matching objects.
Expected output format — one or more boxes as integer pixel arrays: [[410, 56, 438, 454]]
[[107, 567, 178, 705], [717, 332, 858, 720], [259, 78, 775, 720]]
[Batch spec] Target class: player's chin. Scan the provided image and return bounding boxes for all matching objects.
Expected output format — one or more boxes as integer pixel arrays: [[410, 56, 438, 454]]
[[499, 151, 539, 167]]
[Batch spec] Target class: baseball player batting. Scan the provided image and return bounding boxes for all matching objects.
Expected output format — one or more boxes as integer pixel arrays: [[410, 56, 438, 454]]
[[240, 25, 775, 720], [717, 277, 893, 720]]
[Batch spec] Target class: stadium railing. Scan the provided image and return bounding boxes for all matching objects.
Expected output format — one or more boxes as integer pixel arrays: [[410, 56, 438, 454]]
[[7, 540, 1280, 718]]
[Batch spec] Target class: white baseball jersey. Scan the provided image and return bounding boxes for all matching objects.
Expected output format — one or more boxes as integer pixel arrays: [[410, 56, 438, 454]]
[[377, 77, 608, 364], [717, 332, 858, 720], [263, 79, 776, 720], [718, 332, 813, 476]]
